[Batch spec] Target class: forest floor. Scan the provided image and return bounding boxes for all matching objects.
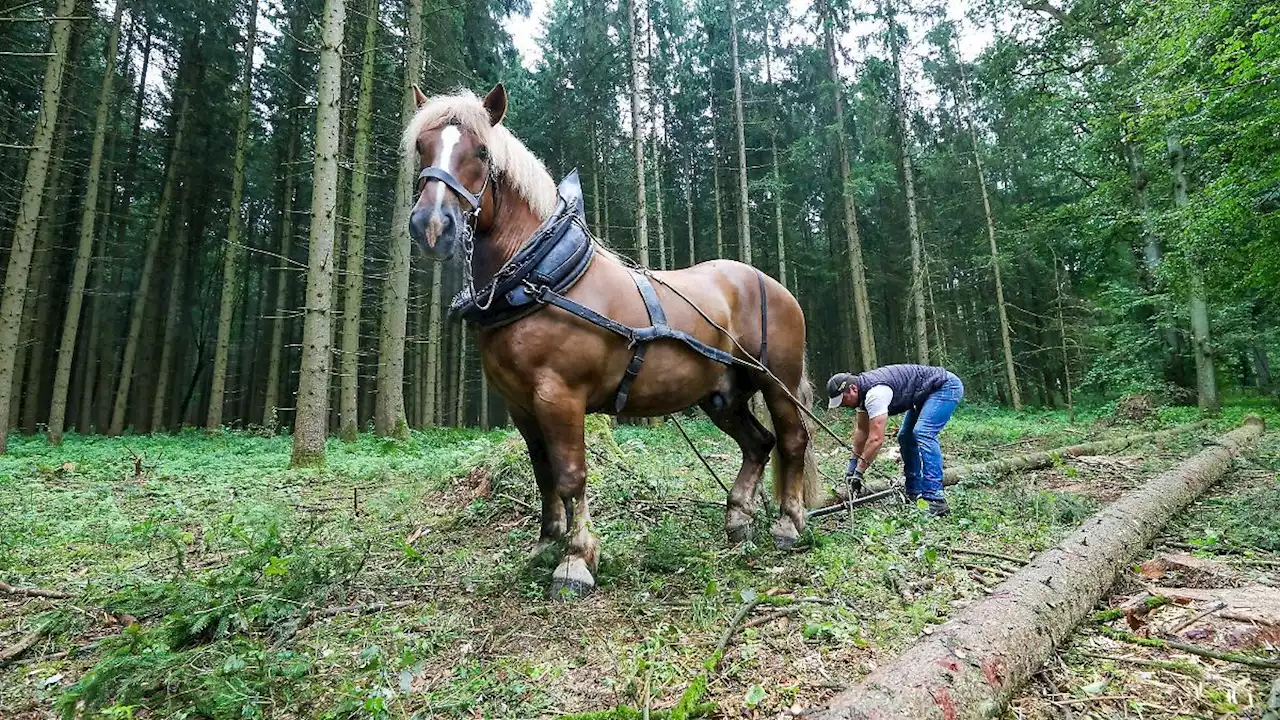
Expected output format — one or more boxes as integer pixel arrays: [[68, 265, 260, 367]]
[[1, 401, 1276, 719]]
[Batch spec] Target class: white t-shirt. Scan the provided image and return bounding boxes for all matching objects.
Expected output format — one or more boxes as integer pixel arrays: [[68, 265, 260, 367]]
[[858, 385, 893, 419]]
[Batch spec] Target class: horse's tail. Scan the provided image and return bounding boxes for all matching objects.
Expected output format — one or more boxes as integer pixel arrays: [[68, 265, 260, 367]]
[[772, 353, 824, 509]]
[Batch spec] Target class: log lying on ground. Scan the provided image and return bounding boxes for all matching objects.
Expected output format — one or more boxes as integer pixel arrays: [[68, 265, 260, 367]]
[[810, 420, 1209, 519], [812, 415, 1264, 720]]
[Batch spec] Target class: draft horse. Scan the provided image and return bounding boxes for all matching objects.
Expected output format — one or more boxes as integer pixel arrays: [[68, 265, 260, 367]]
[[404, 84, 821, 596]]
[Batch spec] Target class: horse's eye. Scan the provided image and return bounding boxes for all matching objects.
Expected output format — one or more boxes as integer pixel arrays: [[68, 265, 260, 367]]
[[476, 146, 490, 161]]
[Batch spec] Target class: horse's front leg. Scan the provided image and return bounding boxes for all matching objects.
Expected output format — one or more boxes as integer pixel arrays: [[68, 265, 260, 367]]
[[512, 409, 566, 559], [534, 394, 598, 598]]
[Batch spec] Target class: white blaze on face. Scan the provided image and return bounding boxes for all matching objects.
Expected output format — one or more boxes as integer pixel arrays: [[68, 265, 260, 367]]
[[432, 124, 462, 213]]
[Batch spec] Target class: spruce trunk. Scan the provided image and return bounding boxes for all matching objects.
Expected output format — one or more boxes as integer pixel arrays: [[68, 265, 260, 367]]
[[108, 90, 191, 436], [150, 196, 192, 432], [729, 0, 751, 265], [48, 1, 124, 443], [290, 0, 345, 467], [375, 0, 423, 438], [822, 4, 876, 369], [0, 0, 78, 453], [208, 0, 259, 430], [627, 0, 648, 266], [340, 0, 378, 441]]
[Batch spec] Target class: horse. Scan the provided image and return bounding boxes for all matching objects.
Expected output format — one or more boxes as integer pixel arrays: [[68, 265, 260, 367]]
[[403, 84, 821, 596]]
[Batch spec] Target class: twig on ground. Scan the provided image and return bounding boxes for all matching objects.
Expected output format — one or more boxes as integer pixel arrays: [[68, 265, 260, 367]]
[[948, 547, 1030, 565], [1219, 610, 1277, 626], [0, 624, 49, 666], [1050, 695, 1136, 706], [1096, 625, 1280, 669], [310, 599, 417, 619], [961, 562, 1013, 577], [1073, 651, 1203, 677], [0, 582, 74, 599], [1171, 601, 1225, 633], [743, 607, 799, 629]]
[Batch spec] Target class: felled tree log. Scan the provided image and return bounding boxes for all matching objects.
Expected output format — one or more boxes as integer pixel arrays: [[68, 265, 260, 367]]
[[939, 420, 1209, 486], [810, 421, 1209, 519], [812, 416, 1263, 720]]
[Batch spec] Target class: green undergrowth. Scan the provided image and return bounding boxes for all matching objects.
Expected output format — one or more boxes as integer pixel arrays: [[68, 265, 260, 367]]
[[0, 404, 1249, 718]]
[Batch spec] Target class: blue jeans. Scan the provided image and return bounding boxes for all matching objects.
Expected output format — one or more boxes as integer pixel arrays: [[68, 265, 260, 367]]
[[898, 373, 964, 501]]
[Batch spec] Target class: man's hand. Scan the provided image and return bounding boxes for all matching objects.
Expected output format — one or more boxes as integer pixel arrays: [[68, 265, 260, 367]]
[[845, 457, 865, 498]]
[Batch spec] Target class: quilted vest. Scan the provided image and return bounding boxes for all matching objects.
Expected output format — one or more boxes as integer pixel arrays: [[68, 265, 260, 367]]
[[854, 364, 950, 415]]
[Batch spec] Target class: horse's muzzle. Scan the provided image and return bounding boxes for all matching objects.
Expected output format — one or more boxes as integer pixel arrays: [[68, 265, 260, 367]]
[[409, 206, 456, 258]]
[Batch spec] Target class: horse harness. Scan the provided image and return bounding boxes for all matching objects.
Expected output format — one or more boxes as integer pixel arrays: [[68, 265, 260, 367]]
[[446, 170, 770, 413]]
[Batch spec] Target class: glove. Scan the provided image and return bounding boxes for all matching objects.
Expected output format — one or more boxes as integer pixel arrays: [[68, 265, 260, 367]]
[[845, 457, 865, 498]]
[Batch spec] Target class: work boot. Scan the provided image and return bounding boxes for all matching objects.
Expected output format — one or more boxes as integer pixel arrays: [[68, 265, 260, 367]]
[[925, 498, 950, 518]]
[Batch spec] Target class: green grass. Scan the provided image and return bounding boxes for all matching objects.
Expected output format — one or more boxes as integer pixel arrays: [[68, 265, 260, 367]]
[[0, 404, 1245, 718]]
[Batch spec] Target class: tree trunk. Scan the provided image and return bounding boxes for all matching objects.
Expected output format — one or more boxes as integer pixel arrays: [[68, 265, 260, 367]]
[[591, 124, 604, 239], [627, 0, 648, 266], [263, 131, 297, 428], [454, 326, 468, 427], [883, 0, 927, 364], [150, 193, 191, 432], [763, 22, 787, 288], [822, 2, 876, 370], [424, 262, 442, 426], [652, 139, 667, 269], [108, 87, 190, 436], [207, 0, 259, 430], [0, 0, 77, 453], [1053, 254, 1074, 422], [86, 30, 150, 433], [957, 58, 1019, 408], [47, 1, 124, 443], [290, 0, 345, 467], [685, 158, 696, 267], [1254, 335, 1272, 392], [1167, 135, 1219, 413], [729, 0, 751, 265], [375, 0, 422, 438], [712, 139, 725, 258], [480, 364, 489, 430], [340, 0, 378, 441], [813, 417, 1264, 720]]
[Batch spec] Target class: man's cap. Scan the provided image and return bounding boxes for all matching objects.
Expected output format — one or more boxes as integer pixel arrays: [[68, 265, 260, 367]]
[[826, 372, 856, 409]]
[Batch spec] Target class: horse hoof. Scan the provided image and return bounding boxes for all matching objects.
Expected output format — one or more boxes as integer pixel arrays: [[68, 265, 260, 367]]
[[772, 516, 800, 550], [726, 522, 752, 546], [549, 557, 595, 600]]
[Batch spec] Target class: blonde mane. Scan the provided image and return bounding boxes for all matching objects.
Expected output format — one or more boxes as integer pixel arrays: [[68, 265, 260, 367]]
[[402, 90, 558, 220]]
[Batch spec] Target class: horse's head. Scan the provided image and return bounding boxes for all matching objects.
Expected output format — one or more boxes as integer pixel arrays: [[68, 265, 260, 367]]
[[406, 84, 509, 259]]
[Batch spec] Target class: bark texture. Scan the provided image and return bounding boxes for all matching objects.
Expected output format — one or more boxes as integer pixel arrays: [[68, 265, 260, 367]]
[[627, 0, 648, 266], [47, 0, 124, 443], [0, 0, 77, 453], [729, 0, 751, 265], [814, 416, 1263, 720], [208, 0, 259, 430], [375, 0, 421, 438], [291, 0, 345, 467], [822, 0, 876, 369], [340, 0, 378, 441], [1167, 135, 1219, 412]]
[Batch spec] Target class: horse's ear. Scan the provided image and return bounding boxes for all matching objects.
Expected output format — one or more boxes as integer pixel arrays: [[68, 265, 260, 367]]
[[412, 85, 428, 108], [483, 83, 507, 126]]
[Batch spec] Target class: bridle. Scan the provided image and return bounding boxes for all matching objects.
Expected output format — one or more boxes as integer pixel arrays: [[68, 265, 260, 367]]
[[415, 158, 496, 309]]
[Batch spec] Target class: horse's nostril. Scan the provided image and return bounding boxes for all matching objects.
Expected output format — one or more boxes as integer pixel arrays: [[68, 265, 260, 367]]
[[409, 209, 430, 242]]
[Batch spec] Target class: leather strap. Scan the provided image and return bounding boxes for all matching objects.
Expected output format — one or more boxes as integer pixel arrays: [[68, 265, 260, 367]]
[[757, 271, 769, 370], [417, 166, 480, 210], [614, 273, 667, 412]]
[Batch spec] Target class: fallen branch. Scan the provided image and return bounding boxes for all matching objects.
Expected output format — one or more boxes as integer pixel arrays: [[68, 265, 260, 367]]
[[810, 416, 1263, 720], [1073, 651, 1202, 677], [1050, 695, 1135, 706], [1170, 601, 1225, 633], [948, 548, 1029, 566], [310, 599, 416, 619], [0, 581, 75, 599], [0, 624, 49, 666], [1096, 625, 1280, 670]]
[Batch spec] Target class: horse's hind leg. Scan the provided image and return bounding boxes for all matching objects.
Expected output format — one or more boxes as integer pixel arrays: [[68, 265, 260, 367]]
[[759, 380, 811, 548], [701, 391, 775, 545], [511, 409, 566, 559]]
